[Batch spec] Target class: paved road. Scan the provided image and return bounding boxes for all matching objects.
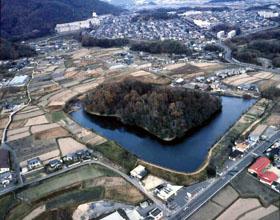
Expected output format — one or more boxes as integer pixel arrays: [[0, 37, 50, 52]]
[[171, 132, 280, 220]]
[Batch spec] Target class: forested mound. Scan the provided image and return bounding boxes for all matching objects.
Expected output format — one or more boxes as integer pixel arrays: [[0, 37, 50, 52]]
[[84, 78, 222, 141]]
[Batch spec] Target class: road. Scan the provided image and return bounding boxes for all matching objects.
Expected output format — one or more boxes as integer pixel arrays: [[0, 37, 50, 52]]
[[171, 131, 280, 220], [214, 24, 280, 74], [0, 159, 166, 210]]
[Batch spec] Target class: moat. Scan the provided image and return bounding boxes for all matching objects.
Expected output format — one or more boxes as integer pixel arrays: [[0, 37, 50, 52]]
[[70, 96, 256, 172]]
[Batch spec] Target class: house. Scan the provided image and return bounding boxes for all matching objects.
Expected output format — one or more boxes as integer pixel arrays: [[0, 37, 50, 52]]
[[8, 75, 29, 87], [0, 149, 10, 174], [148, 208, 163, 220], [248, 157, 279, 185], [259, 171, 278, 185], [27, 158, 42, 171], [233, 141, 249, 153], [101, 210, 126, 220], [248, 157, 270, 175], [130, 165, 148, 180], [229, 150, 243, 161], [154, 184, 183, 202], [249, 125, 267, 143]]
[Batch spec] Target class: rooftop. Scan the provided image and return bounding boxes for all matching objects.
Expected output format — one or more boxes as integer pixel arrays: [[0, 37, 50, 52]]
[[248, 157, 271, 175]]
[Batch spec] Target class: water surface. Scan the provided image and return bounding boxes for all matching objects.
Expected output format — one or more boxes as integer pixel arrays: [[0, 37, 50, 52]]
[[70, 96, 255, 172]]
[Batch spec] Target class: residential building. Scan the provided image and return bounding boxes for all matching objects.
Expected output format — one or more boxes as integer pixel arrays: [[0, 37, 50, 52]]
[[259, 171, 278, 185], [229, 150, 243, 161], [148, 208, 163, 220], [233, 141, 250, 153], [55, 12, 100, 33], [101, 210, 126, 220], [130, 165, 148, 180], [154, 184, 183, 202], [217, 31, 225, 39], [249, 124, 267, 143], [248, 157, 279, 186], [227, 30, 237, 39], [27, 158, 42, 170], [8, 75, 29, 87], [248, 157, 270, 175]]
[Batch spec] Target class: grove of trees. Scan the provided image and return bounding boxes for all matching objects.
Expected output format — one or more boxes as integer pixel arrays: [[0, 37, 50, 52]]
[[130, 40, 192, 55], [0, 38, 36, 60], [84, 78, 222, 141]]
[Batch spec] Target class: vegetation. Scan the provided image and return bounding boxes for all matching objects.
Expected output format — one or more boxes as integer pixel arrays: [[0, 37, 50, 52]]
[[261, 87, 280, 100], [79, 35, 192, 55], [17, 164, 116, 202], [139, 161, 208, 185], [0, 0, 123, 40], [228, 28, 280, 67], [0, 38, 36, 60], [51, 111, 66, 123], [231, 170, 280, 207], [46, 186, 104, 209], [130, 40, 192, 55], [2, 169, 144, 220], [89, 141, 137, 172], [0, 194, 19, 219], [211, 23, 241, 35], [81, 35, 129, 48], [204, 44, 223, 52], [84, 78, 222, 141], [131, 9, 179, 22]]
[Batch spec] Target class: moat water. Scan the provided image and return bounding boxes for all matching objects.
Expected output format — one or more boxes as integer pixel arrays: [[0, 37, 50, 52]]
[[70, 96, 256, 172]]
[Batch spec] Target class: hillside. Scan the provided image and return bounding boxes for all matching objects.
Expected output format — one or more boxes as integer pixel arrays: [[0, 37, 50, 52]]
[[84, 78, 222, 141], [228, 28, 280, 67], [0, 38, 36, 60], [0, 0, 123, 40]]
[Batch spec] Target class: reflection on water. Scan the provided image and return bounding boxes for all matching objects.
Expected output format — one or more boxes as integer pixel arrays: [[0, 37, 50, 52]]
[[70, 96, 256, 172]]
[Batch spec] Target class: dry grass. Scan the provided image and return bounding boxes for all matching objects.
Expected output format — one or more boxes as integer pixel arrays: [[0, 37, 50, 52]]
[[58, 137, 87, 156], [216, 198, 261, 220], [7, 132, 31, 142], [223, 74, 260, 86], [189, 201, 224, 220], [9, 120, 28, 129], [142, 175, 165, 191], [129, 70, 153, 77], [0, 117, 9, 129], [7, 126, 30, 136], [239, 206, 278, 220], [31, 123, 60, 134], [14, 110, 45, 121], [266, 113, 280, 126], [23, 205, 46, 220], [212, 185, 239, 208], [34, 127, 69, 140], [25, 115, 49, 126]]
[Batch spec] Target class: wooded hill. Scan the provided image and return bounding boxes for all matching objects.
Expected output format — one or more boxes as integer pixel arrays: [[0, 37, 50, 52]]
[[0, 0, 123, 40], [84, 78, 222, 141]]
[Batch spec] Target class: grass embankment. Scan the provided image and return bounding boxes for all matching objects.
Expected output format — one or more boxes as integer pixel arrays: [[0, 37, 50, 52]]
[[138, 99, 273, 185], [89, 141, 137, 173], [3, 164, 144, 220], [209, 99, 272, 170], [139, 161, 208, 185]]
